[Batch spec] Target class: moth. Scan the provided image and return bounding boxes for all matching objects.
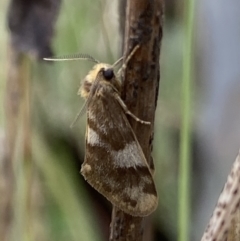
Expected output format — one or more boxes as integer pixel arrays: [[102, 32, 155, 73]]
[[44, 47, 158, 216], [200, 151, 240, 241]]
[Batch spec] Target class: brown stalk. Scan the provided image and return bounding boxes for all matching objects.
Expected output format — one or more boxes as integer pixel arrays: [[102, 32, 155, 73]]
[[110, 1, 164, 240], [2, 44, 32, 240]]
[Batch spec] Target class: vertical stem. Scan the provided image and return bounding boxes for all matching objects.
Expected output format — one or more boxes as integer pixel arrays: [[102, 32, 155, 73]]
[[178, 0, 195, 241], [21, 55, 33, 241], [3, 44, 33, 241], [110, 0, 163, 240], [2, 46, 22, 241]]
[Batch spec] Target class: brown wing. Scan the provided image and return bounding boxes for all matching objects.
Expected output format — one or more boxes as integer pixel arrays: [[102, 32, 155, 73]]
[[81, 83, 158, 216]]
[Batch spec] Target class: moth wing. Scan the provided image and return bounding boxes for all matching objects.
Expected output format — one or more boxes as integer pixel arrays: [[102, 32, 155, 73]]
[[81, 84, 158, 216]]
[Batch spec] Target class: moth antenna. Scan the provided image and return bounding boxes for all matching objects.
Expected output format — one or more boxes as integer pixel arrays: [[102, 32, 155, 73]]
[[117, 45, 140, 76], [44, 53, 99, 64]]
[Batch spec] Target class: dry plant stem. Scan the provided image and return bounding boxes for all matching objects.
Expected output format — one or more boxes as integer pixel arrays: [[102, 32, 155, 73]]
[[110, 0, 164, 240], [201, 151, 240, 241], [3, 44, 33, 240], [110, 208, 143, 241], [1, 46, 21, 241], [228, 208, 240, 241], [21, 54, 33, 241]]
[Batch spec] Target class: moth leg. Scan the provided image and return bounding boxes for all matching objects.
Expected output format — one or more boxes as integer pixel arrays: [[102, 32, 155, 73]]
[[117, 45, 140, 77], [114, 93, 151, 125]]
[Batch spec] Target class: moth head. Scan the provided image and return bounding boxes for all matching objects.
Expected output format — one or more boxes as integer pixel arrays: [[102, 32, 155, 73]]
[[43, 53, 123, 99], [80, 63, 121, 99]]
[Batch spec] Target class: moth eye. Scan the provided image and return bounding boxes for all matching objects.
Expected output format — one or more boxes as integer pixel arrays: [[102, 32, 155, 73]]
[[103, 68, 114, 80]]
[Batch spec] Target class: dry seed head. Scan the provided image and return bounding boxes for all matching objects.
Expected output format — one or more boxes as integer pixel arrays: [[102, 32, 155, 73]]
[[201, 151, 240, 241]]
